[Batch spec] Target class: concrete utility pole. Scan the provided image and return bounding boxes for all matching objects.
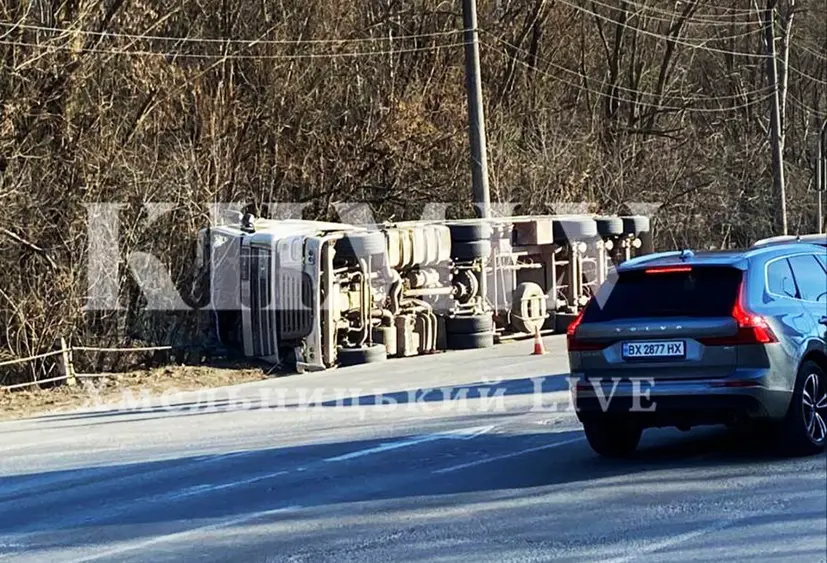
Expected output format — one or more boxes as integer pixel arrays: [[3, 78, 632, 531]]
[[818, 120, 827, 233], [818, 157, 823, 234], [462, 0, 492, 219], [763, 0, 788, 235]]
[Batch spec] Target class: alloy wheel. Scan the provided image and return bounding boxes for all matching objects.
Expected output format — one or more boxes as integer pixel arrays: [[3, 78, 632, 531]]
[[802, 371, 827, 444]]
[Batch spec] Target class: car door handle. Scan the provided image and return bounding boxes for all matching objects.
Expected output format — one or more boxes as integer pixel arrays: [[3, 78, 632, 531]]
[[820, 316, 827, 326]]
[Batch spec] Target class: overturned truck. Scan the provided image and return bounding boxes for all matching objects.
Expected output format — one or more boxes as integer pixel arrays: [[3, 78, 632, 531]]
[[199, 213, 651, 371]]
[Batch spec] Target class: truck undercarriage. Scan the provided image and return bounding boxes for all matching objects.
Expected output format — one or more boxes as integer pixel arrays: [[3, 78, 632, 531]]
[[199, 213, 652, 371]]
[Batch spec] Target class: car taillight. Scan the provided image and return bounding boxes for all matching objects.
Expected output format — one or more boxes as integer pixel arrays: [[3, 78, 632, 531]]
[[645, 266, 692, 274], [566, 307, 606, 351], [698, 282, 778, 346]]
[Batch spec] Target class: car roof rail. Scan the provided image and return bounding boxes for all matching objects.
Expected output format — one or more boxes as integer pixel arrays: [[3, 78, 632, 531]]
[[752, 233, 826, 248]]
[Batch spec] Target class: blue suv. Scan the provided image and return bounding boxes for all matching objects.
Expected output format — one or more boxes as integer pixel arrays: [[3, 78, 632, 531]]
[[567, 242, 827, 457]]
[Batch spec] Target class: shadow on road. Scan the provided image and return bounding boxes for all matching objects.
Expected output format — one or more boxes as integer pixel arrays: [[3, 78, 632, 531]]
[[19, 375, 574, 427], [1, 423, 823, 544]]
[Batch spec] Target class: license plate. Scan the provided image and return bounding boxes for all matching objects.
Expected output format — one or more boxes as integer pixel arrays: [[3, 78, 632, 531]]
[[622, 340, 685, 359]]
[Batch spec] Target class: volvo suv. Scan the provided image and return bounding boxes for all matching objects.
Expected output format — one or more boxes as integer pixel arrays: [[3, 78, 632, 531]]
[[567, 242, 827, 457]]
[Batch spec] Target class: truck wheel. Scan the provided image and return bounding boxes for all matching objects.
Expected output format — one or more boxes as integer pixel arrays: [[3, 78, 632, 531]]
[[552, 217, 598, 242], [595, 217, 624, 237], [510, 282, 547, 334], [452, 240, 491, 261], [448, 222, 493, 242], [445, 314, 493, 335], [620, 216, 650, 236], [446, 331, 494, 350], [338, 344, 387, 367], [582, 416, 642, 458], [778, 360, 827, 456], [337, 232, 387, 260]]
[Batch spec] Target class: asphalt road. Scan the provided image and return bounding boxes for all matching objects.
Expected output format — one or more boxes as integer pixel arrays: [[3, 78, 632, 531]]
[[1, 335, 825, 562]]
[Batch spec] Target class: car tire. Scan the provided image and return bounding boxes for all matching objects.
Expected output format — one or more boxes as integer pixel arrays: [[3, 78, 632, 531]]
[[338, 344, 387, 367], [595, 217, 624, 237], [448, 222, 493, 243], [552, 217, 598, 242], [582, 416, 642, 458], [445, 314, 494, 335], [620, 216, 650, 236], [452, 240, 491, 262], [778, 360, 827, 456], [446, 331, 494, 350], [337, 232, 387, 261]]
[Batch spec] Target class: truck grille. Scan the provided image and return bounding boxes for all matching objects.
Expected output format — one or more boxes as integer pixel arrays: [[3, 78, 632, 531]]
[[248, 247, 277, 357], [244, 245, 314, 355], [276, 268, 313, 340]]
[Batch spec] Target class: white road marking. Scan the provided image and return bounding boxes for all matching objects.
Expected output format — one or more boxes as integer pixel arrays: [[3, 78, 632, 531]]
[[165, 484, 213, 499], [167, 470, 289, 499], [63, 505, 303, 563], [323, 425, 497, 463], [601, 518, 737, 563], [13, 425, 499, 527], [433, 436, 585, 474]]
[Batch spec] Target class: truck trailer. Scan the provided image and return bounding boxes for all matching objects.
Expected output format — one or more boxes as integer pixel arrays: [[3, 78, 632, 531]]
[[198, 213, 651, 371]]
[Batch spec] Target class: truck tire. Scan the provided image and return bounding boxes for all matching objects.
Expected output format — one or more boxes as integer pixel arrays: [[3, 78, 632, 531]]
[[337, 344, 387, 367], [582, 416, 642, 458], [595, 217, 624, 237], [445, 314, 493, 335], [446, 331, 495, 350], [452, 240, 491, 261], [511, 282, 547, 334], [337, 232, 387, 260], [552, 217, 598, 242], [448, 222, 493, 242], [621, 216, 650, 236]]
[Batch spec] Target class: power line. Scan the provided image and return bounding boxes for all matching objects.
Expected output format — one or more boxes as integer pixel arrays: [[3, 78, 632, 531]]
[[581, 0, 765, 28], [788, 95, 827, 118], [0, 21, 467, 45], [484, 33, 774, 107], [0, 17, 803, 111], [0, 38, 469, 59], [793, 43, 827, 62], [601, 0, 761, 19], [788, 64, 827, 86], [555, 0, 772, 58], [486, 37, 773, 113]]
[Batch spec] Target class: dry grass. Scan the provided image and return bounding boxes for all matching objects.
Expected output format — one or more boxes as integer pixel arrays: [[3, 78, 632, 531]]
[[0, 365, 268, 421]]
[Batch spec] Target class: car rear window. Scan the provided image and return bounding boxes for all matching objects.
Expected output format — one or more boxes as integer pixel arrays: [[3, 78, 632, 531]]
[[582, 266, 743, 322], [787, 254, 827, 302]]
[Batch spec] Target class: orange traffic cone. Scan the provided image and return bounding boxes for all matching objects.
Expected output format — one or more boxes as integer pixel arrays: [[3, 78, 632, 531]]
[[532, 325, 546, 355]]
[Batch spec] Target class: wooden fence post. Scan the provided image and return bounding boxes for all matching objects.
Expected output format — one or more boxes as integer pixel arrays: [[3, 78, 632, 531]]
[[56, 337, 76, 386]]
